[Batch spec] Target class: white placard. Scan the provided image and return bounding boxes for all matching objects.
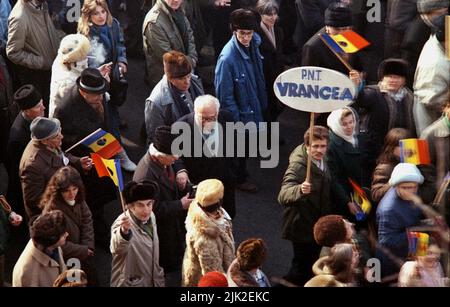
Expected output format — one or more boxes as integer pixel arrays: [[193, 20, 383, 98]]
[[274, 66, 356, 113]]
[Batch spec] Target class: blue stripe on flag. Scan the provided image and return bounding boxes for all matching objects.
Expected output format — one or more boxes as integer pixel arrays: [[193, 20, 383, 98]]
[[82, 129, 107, 147], [321, 33, 344, 54], [115, 159, 124, 192]]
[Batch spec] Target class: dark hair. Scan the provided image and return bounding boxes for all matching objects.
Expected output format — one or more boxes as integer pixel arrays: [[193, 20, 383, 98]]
[[31, 210, 66, 247], [237, 238, 268, 271], [255, 0, 279, 16], [304, 126, 329, 146], [40, 166, 85, 212], [376, 128, 412, 164]]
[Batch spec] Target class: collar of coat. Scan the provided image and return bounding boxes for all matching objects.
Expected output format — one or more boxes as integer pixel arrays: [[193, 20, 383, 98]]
[[30, 141, 63, 166], [185, 201, 232, 239], [228, 258, 259, 287], [30, 241, 63, 268], [231, 33, 262, 61]]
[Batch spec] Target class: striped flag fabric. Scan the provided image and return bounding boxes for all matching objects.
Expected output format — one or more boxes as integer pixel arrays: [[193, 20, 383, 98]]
[[91, 153, 124, 191], [81, 128, 122, 159], [320, 30, 370, 54], [348, 178, 371, 221], [407, 232, 429, 257], [399, 139, 431, 165]]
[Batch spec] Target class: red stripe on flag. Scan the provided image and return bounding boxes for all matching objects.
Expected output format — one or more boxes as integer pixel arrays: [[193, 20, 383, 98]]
[[91, 153, 109, 178], [96, 140, 122, 159], [342, 30, 370, 50], [417, 140, 431, 164]]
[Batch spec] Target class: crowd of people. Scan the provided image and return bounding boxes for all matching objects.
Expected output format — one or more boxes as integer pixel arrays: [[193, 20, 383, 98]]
[[0, 0, 449, 287]]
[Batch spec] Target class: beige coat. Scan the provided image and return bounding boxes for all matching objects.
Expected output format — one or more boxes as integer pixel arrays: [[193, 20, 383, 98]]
[[110, 211, 165, 287], [12, 240, 66, 287], [6, 0, 60, 70], [182, 202, 235, 287]]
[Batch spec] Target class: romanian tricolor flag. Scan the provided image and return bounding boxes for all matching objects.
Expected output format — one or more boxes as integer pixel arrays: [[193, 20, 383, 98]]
[[399, 139, 431, 165], [81, 129, 122, 159], [348, 178, 371, 221], [320, 30, 370, 54], [407, 232, 429, 257], [91, 153, 124, 191]]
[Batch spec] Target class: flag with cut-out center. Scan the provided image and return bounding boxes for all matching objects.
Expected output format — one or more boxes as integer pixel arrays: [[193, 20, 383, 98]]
[[91, 153, 123, 191]]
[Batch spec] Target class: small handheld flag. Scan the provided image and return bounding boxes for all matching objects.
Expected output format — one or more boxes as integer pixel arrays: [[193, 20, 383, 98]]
[[91, 153, 124, 191], [407, 232, 429, 257], [349, 178, 371, 221], [320, 30, 370, 54], [399, 139, 431, 165], [81, 129, 122, 159]]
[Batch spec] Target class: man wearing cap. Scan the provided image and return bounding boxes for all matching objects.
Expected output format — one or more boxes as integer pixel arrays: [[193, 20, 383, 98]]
[[143, 0, 198, 89], [133, 125, 193, 286], [355, 58, 416, 182], [144, 50, 204, 146], [182, 179, 235, 287], [53, 67, 136, 172], [214, 8, 268, 193], [19, 117, 92, 220], [376, 163, 424, 280], [7, 85, 45, 215], [110, 180, 165, 287]]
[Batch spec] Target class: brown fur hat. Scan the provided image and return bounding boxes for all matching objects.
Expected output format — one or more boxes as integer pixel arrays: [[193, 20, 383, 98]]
[[163, 51, 192, 79], [313, 215, 347, 247], [236, 238, 267, 271], [53, 269, 88, 287]]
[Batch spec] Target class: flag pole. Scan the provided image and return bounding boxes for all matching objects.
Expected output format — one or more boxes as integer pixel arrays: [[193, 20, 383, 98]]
[[119, 190, 126, 213], [319, 34, 354, 72], [64, 128, 103, 154], [306, 112, 315, 183]]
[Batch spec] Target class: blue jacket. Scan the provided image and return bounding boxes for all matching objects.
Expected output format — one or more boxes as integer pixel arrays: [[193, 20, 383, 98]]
[[376, 187, 422, 276], [0, 0, 11, 46], [88, 18, 127, 67], [214, 33, 267, 124]]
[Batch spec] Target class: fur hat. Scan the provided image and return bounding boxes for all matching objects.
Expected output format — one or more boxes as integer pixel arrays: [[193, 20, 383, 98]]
[[195, 179, 224, 207], [324, 2, 352, 28], [230, 8, 258, 31], [30, 210, 66, 247], [163, 51, 192, 79], [153, 125, 175, 155], [314, 215, 347, 247], [378, 58, 409, 79], [123, 180, 159, 204], [14, 84, 42, 111], [30, 117, 61, 141], [198, 271, 228, 287], [53, 269, 88, 287], [389, 163, 424, 186], [76, 67, 108, 94], [417, 0, 449, 14], [59, 34, 90, 64], [237, 238, 267, 271]]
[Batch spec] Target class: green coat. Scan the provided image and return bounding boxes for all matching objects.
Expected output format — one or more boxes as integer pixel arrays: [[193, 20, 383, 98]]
[[278, 144, 334, 243], [143, 0, 198, 88]]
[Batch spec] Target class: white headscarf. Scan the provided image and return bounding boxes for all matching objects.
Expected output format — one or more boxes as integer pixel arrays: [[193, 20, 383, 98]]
[[327, 107, 358, 147]]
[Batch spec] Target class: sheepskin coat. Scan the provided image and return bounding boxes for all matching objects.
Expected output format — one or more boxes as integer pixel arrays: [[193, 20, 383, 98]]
[[182, 202, 235, 287]]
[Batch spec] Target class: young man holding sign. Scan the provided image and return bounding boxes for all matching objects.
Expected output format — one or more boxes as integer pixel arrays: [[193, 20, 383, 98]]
[[278, 126, 334, 286]]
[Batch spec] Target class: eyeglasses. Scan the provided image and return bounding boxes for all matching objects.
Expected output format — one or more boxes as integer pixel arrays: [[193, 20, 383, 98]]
[[196, 114, 217, 122], [236, 30, 254, 38]]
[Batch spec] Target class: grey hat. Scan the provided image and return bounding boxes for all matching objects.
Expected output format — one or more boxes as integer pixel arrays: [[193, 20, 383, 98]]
[[30, 117, 61, 141], [417, 0, 449, 14]]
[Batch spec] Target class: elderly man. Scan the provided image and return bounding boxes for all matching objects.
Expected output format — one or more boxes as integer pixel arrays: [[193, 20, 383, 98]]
[[215, 8, 268, 193], [174, 94, 237, 218], [134, 125, 193, 286], [144, 50, 204, 145], [7, 85, 45, 215], [143, 0, 197, 89], [19, 117, 92, 221], [6, 0, 61, 105]]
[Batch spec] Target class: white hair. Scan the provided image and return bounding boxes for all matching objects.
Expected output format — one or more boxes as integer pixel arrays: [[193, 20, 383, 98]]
[[194, 94, 220, 113]]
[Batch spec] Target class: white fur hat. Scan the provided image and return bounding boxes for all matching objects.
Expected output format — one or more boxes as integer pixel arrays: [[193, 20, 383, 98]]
[[59, 34, 91, 64], [389, 163, 424, 186]]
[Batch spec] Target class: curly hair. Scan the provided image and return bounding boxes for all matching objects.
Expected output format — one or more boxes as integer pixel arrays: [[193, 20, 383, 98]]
[[31, 210, 66, 247], [40, 166, 85, 212], [237, 238, 268, 271]]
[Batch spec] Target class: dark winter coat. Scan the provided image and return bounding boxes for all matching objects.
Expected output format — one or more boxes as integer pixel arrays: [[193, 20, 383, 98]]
[[278, 144, 334, 243], [133, 152, 187, 273], [173, 111, 237, 218], [327, 131, 362, 217]]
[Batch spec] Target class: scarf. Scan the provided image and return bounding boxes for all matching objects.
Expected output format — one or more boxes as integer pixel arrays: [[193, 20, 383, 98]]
[[260, 21, 276, 49], [444, 114, 450, 129], [327, 107, 358, 147], [379, 80, 407, 102]]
